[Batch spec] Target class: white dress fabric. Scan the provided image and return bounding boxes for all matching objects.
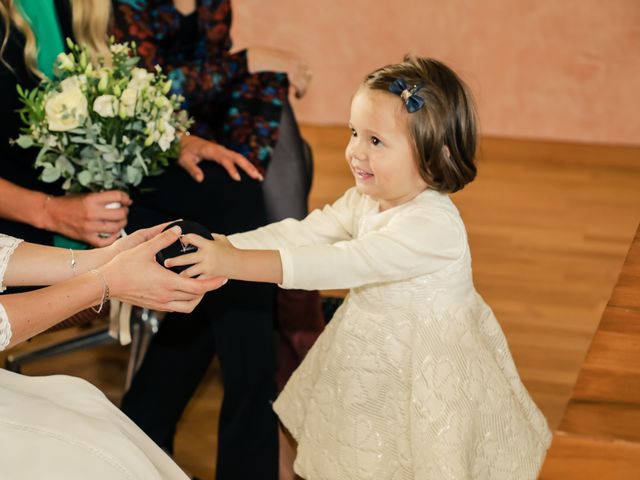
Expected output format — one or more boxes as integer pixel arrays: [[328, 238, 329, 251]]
[[0, 234, 188, 480], [0, 234, 22, 350], [229, 188, 552, 480]]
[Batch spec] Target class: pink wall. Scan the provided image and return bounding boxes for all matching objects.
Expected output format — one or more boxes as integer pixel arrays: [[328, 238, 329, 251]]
[[232, 0, 640, 146]]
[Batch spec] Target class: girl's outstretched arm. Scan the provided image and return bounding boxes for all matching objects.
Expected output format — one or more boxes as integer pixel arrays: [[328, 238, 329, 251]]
[[169, 234, 283, 285]]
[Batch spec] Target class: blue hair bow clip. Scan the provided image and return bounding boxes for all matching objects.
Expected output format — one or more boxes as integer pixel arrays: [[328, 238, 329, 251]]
[[389, 79, 425, 113]]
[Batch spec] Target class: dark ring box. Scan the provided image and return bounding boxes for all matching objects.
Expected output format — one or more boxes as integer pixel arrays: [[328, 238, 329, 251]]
[[155, 220, 213, 274]]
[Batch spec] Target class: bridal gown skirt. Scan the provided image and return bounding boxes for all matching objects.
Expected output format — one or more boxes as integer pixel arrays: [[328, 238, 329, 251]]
[[0, 368, 188, 479]]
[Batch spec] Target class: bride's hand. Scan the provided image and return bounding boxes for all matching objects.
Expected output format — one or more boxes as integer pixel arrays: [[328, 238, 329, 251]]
[[100, 225, 227, 313]]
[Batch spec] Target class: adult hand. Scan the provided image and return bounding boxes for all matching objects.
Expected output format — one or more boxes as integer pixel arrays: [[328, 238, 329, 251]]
[[42, 190, 131, 247], [247, 46, 312, 98], [100, 225, 228, 313], [178, 134, 264, 183]]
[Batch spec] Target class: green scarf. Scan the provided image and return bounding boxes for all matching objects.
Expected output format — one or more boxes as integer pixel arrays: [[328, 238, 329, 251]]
[[15, 0, 65, 78]]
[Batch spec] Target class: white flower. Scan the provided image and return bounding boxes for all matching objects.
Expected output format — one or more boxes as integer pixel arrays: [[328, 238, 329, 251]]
[[93, 95, 119, 118], [60, 75, 87, 92], [45, 87, 88, 131], [109, 43, 130, 55], [154, 95, 171, 111], [128, 68, 153, 91], [119, 88, 138, 117], [158, 122, 176, 152]]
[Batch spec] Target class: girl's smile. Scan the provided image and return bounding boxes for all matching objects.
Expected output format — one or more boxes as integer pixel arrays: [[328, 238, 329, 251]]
[[345, 87, 427, 211]]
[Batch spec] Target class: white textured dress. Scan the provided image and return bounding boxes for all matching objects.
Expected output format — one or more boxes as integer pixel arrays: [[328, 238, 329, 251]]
[[0, 234, 189, 480], [229, 187, 552, 480]]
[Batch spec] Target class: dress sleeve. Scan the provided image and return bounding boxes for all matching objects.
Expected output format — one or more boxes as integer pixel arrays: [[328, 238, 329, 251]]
[[229, 190, 466, 291], [0, 234, 23, 350], [280, 206, 465, 290], [228, 188, 360, 252]]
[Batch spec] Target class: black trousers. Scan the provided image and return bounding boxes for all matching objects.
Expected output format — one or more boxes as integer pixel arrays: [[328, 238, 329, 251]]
[[123, 158, 278, 479], [121, 99, 311, 479]]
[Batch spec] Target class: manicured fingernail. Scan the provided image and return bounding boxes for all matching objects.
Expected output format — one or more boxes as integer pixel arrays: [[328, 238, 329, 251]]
[[222, 278, 228, 286], [171, 226, 182, 235], [164, 260, 171, 267]]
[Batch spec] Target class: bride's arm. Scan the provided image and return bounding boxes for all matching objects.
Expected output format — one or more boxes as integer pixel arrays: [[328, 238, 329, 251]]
[[0, 226, 226, 349]]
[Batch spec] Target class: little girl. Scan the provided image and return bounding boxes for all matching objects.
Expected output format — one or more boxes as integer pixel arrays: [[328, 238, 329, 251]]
[[168, 56, 552, 480]]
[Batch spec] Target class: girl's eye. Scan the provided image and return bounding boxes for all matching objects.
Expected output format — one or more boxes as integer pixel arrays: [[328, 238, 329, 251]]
[[371, 136, 381, 146]]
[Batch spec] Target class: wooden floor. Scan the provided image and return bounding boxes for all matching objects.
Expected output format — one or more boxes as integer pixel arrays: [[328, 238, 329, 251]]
[[539, 224, 640, 479], [3, 128, 640, 479]]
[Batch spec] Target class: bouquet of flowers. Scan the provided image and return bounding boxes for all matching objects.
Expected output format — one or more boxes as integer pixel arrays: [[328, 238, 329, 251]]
[[13, 38, 192, 193]]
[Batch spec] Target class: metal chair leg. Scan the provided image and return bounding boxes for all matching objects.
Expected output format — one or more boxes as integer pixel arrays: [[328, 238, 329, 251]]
[[4, 326, 114, 373], [123, 308, 160, 392]]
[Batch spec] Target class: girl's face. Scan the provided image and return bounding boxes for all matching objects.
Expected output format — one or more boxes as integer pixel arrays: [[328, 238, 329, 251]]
[[345, 87, 428, 211]]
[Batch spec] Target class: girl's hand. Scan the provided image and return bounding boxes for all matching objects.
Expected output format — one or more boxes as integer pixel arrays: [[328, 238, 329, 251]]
[[247, 46, 312, 98], [178, 134, 263, 183], [163, 233, 231, 280], [100, 226, 227, 313], [41, 190, 131, 247]]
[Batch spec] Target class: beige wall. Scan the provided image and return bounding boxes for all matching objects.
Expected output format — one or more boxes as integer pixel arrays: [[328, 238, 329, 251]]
[[232, 0, 640, 146]]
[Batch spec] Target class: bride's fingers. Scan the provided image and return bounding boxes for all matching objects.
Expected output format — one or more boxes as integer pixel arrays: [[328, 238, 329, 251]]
[[156, 298, 202, 313], [170, 276, 209, 295], [179, 264, 204, 278]]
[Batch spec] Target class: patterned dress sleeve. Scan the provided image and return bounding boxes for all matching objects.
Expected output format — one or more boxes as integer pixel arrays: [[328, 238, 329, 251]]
[[111, 0, 289, 171], [0, 234, 23, 350]]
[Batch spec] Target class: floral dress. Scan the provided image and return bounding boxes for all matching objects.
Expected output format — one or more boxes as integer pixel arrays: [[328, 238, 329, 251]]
[[111, 0, 289, 173]]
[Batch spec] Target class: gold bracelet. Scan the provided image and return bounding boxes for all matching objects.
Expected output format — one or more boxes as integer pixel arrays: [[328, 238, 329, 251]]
[[89, 269, 110, 314]]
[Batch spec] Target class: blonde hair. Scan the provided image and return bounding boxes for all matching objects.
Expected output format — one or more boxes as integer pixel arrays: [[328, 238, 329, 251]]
[[0, 0, 111, 78]]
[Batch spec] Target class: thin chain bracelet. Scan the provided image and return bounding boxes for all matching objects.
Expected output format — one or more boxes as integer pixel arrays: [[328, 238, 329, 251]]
[[89, 269, 110, 314], [69, 249, 77, 277]]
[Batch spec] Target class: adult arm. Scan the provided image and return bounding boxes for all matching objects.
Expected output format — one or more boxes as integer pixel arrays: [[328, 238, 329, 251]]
[[0, 177, 131, 247], [0, 226, 226, 348]]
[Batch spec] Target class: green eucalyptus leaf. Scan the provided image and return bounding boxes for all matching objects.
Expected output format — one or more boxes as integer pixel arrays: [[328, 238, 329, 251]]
[[15, 135, 34, 149], [41, 165, 61, 183], [78, 170, 92, 186]]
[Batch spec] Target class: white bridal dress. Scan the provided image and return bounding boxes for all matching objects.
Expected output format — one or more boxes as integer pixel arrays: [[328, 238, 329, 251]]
[[0, 234, 188, 480]]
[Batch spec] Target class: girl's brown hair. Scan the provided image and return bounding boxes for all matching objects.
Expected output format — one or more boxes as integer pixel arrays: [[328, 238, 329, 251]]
[[364, 55, 478, 193]]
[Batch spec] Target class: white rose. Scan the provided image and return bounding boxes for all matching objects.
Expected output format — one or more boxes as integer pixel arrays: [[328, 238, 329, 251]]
[[93, 95, 119, 118], [45, 87, 88, 131], [119, 88, 138, 117]]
